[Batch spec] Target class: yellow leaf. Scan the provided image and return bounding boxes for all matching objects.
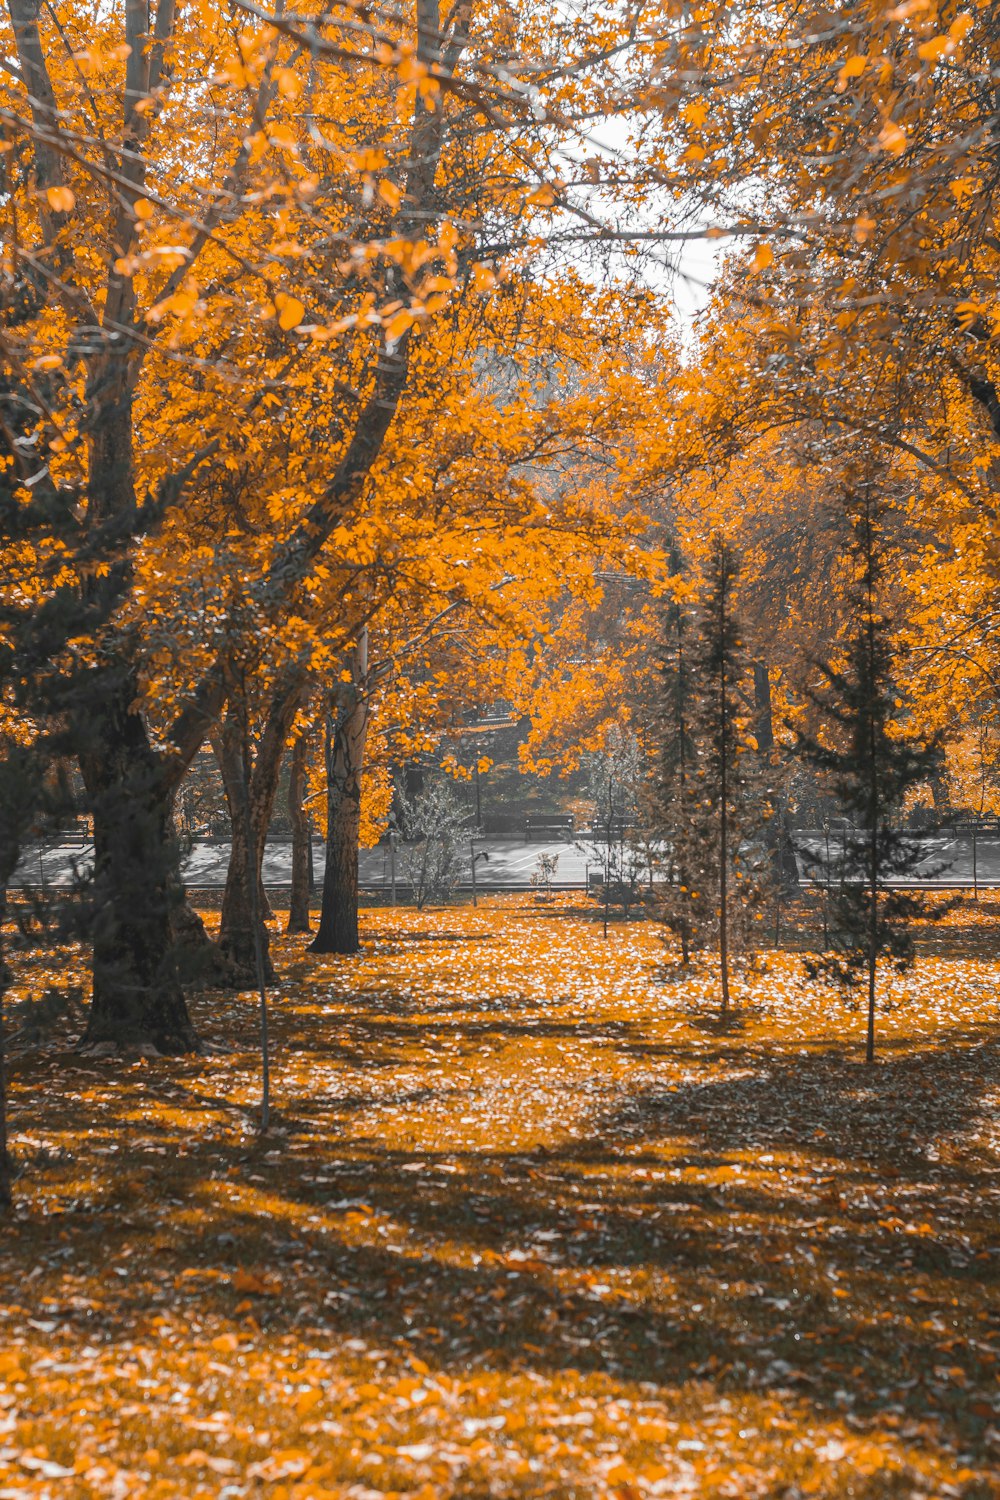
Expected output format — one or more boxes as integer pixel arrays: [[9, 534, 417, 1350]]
[[917, 35, 953, 62], [275, 67, 300, 99], [46, 185, 75, 212], [877, 120, 907, 155], [383, 307, 415, 341], [133, 197, 154, 221], [276, 294, 305, 331], [378, 179, 402, 210], [836, 54, 866, 90], [955, 300, 985, 333], [525, 183, 556, 208], [753, 241, 774, 273], [232, 1268, 282, 1296], [210, 1332, 239, 1353]]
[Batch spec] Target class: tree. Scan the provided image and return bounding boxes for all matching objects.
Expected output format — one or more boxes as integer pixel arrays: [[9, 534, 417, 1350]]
[[1, 0, 631, 1044], [310, 632, 372, 955], [286, 727, 314, 935], [584, 722, 646, 931], [795, 487, 947, 1063], [393, 779, 468, 910], [653, 538, 767, 1010], [653, 567, 705, 965]]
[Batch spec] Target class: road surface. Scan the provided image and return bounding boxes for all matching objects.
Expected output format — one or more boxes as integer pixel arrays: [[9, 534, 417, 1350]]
[[10, 830, 1000, 892]]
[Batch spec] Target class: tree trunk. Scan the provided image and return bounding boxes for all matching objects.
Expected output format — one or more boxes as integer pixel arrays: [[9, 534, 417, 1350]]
[[287, 730, 312, 934], [752, 660, 775, 753], [718, 598, 731, 1017], [77, 679, 199, 1052], [213, 711, 277, 986], [0, 933, 11, 1211], [215, 672, 306, 982], [867, 820, 878, 1065], [171, 899, 239, 989], [311, 637, 370, 955]]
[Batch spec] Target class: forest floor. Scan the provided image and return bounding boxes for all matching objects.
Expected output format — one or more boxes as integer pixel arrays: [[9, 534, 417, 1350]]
[[1, 895, 999, 1499]]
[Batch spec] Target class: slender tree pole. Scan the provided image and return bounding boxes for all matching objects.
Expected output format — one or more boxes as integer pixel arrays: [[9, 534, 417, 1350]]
[[286, 730, 312, 934], [822, 816, 831, 947], [237, 680, 271, 1131], [0, 952, 10, 1212], [863, 499, 879, 1065], [718, 558, 731, 1017], [603, 773, 613, 939]]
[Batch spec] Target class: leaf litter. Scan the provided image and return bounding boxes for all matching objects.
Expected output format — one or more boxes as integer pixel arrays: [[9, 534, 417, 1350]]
[[1, 894, 999, 1498]]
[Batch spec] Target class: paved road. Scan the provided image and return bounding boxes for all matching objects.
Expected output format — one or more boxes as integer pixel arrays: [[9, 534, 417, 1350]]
[[11, 831, 1000, 891], [10, 838, 599, 891]]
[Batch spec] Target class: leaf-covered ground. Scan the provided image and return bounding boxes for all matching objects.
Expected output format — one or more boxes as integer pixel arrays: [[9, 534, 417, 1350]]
[[2, 896, 999, 1498]]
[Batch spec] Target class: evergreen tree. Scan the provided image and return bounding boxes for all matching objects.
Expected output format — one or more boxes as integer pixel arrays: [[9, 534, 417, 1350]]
[[654, 538, 770, 1010], [654, 568, 706, 964], [795, 488, 946, 1063]]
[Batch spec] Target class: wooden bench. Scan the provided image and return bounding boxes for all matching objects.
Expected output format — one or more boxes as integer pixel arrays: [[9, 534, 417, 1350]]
[[525, 815, 575, 841]]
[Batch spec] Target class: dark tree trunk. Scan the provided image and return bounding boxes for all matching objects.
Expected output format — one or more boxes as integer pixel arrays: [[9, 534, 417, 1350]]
[[719, 650, 731, 1017], [170, 900, 239, 989], [866, 604, 879, 1066], [287, 731, 312, 934], [77, 676, 198, 1052], [311, 641, 370, 956], [752, 661, 774, 754], [0, 933, 10, 1212], [215, 673, 306, 983], [214, 712, 277, 986], [753, 662, 800, 894]]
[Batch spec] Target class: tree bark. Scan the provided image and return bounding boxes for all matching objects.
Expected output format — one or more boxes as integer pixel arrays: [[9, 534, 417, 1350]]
[[77, 676, 198, 1052], [0, 931, 11, 1212], [7, 0, 467, 1050], [719, 648, 731, 1017], [752, 660, 775, 753], [213, 712, 277, 986], [170, 900, 239, 989], [311, 638, 370, 955], [287, 731, 312, 933], [215, 672, 306, 981]]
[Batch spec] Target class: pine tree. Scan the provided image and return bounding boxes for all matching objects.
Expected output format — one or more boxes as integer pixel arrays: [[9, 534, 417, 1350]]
[[654, 538, 769, 1010], [654, 572, 705, 964], [795, 488, 946, 1063]]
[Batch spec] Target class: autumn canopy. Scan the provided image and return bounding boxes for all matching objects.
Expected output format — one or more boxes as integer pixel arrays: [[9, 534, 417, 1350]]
[[1, 2, 1000, 1495]]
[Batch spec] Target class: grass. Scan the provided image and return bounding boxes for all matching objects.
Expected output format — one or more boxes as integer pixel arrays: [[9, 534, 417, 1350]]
[[1, 894, 999, 1497]]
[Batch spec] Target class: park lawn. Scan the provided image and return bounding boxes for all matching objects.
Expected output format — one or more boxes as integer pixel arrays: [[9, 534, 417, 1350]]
[[1, 895, 999, 1499]]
